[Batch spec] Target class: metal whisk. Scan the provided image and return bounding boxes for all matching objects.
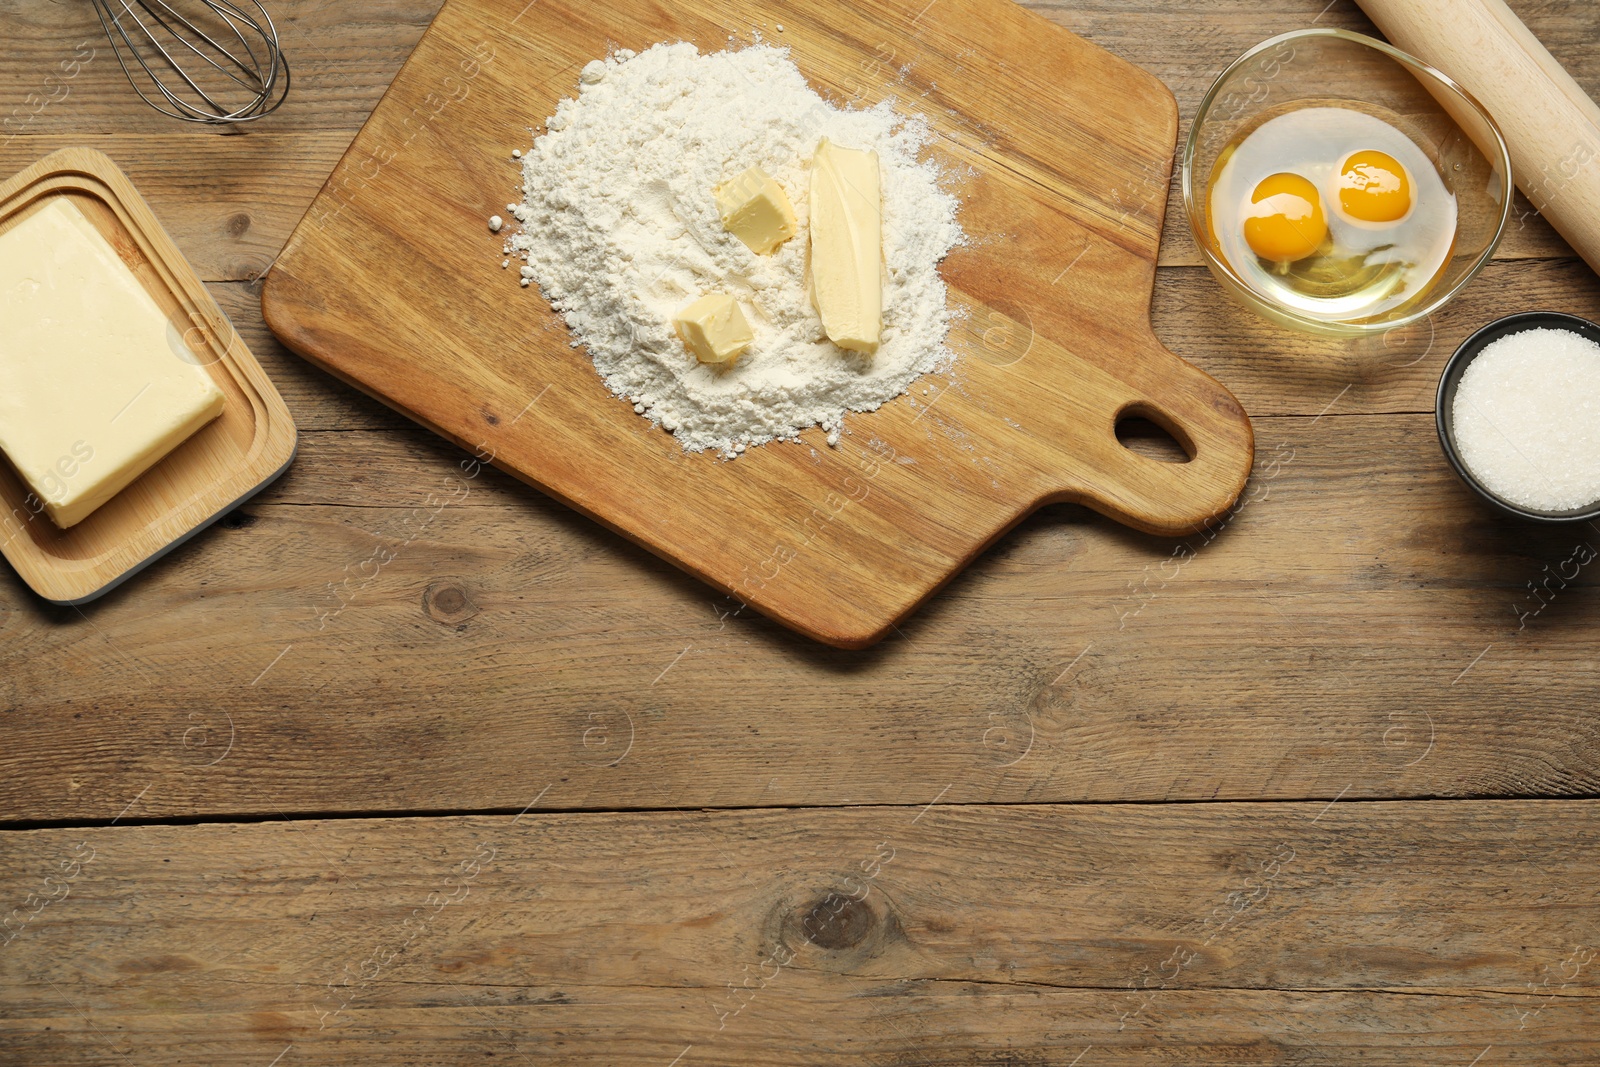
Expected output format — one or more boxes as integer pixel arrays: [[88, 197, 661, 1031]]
[[90, 0, 290, 124]]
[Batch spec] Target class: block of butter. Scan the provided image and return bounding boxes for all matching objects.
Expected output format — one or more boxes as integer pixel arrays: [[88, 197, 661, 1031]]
[[808, 138, 882, 355], [673, 292, 755, 366], [0, 197, 225, 528], [714, 167, 797, 256]]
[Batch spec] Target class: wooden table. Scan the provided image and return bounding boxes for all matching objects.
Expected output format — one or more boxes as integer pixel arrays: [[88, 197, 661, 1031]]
[[2, 0, 1597, 1062]]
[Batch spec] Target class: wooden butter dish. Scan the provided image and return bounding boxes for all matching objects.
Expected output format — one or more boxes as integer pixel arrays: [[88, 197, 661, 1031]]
[[0, 147, 297, 605]]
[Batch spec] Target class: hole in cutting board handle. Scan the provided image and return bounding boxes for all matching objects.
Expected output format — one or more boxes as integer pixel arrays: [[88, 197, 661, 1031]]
[[1115, 403, 1195, 464]]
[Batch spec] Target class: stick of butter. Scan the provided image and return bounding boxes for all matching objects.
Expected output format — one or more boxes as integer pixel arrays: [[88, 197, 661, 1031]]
[[714, 167, 797, 256], [673, 292, 755, 366], [808, 138, 882, 355], [0, 197, 225, 528]]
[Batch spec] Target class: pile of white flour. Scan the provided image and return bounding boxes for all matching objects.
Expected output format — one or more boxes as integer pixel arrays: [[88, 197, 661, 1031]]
[[504, 43, 963, 457]]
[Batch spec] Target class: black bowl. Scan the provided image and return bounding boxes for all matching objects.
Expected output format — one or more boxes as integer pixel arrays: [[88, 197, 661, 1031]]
[[1436, 311, 1600, 523]]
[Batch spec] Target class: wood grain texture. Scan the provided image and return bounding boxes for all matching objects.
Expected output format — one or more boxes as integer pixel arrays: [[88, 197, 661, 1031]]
[[1031, 0, 1600, 104], [0, 0, 1592, 819], [0, 0, 437, 136], [2, 0, 1600, 1060], [3, 411, 1598, 822], [229, 256, 1600, 432], [261, 0, 1258, 648], [3, 0, 1590, 279], [0, 149, 296, 604], [2, 802, 1598, 1064], [0, 134, 351, 283]]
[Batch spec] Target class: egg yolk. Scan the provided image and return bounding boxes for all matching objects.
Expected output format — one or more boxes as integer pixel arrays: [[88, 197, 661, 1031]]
[[1243, 173, 1327, 264], [1337, 150, 1412, 223]]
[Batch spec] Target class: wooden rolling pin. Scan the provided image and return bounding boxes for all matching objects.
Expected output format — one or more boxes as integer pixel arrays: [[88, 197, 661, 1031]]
[[1355, 0, 1600, 276]]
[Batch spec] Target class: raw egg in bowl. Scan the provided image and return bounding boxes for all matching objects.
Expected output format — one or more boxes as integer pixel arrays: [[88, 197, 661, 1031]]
[[1182, 29, 1512, 337], [1335, 149, 1413, 225]]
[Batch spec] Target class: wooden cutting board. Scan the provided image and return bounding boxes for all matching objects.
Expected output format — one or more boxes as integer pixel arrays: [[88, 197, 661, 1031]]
[[262, 0, 1255, 649]]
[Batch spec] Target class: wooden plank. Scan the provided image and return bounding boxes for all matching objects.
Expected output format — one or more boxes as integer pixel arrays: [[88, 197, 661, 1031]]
[[0, 0, 441, 136], [3, 411, 1597, 821], [1028, 0, 1600, 107], [1, 802, 1596, 1063], [224, 254, 1600, 440], [1153, 256, 1600, 419], [0, 133, 352, 284], [0, 1, 1589, 269], [2, 0, 1594, 137]]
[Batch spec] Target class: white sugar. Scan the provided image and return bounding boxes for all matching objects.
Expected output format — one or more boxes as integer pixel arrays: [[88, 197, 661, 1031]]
[[1452, 327, 1600, 512]]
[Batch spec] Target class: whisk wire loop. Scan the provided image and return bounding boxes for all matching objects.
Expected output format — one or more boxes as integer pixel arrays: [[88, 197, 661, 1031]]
[[91, 0, 290, 124]]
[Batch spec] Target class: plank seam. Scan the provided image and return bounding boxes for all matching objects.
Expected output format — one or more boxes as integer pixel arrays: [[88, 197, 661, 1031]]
[[4, 793, 1600, 832]]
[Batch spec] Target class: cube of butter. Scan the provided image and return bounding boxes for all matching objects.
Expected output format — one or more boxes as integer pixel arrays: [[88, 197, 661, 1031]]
[[0, 197, 225, 528], [673, 293, 755, 366], [713, 167, 798, 256]]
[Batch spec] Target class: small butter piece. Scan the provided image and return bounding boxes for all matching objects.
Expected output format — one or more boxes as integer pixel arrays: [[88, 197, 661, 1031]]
[[808, 138, 882, 354], [0, 198, 225, 528], [673, 293, 755, 366], [714, 167, 797, 256]]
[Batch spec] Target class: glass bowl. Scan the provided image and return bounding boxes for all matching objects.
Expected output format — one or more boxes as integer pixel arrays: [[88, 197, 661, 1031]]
[[1181, 29, 1513, 338]]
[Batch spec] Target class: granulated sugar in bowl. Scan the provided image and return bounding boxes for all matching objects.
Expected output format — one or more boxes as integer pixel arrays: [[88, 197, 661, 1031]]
[[1451, 326, 1600, 513]]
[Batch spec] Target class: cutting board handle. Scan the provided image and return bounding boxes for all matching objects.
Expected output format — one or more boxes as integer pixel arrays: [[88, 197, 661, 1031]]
[[1031, 331, 1256, 538]]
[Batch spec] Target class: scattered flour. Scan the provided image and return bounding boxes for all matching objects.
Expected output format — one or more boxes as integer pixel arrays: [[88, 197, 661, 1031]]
[[1452, 327, 1600, 512], [505, 43, 964, 457]]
